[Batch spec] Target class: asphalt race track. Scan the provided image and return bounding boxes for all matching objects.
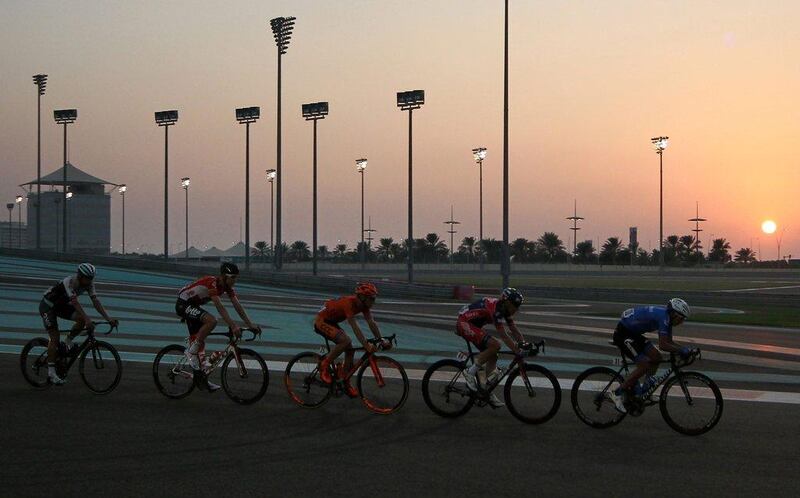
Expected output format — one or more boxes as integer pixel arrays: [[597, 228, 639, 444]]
[[1, 256, 799, 497]]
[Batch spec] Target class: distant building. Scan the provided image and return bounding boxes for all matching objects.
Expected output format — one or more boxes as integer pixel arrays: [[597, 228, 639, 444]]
[[20, 163, 120, 254], [0, 222, 27, 248]]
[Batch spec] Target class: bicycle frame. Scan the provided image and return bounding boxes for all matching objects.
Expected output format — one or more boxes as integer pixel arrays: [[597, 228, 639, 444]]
[[320, 334, 397, 388], [182, 328, 260, 376], [53, 322, 117, 374], [457, 339, 545, 394], [604, 349, 701, 407]]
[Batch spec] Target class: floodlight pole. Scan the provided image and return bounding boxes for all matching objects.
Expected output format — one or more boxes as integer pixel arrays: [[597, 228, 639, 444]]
[[33, 75, 47, 250], [501, 0, 511, 288]]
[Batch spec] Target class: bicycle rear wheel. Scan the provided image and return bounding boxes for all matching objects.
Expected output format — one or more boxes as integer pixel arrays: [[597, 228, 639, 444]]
[[20, 338, 51, 389], [357, 355, 409, 414], [659, 372, 723, 436], [284, 352, 333, 408], [571, 366, 627, 429], [421, 359, 474, 418], [153, 344, 195, 399], [220, 348, 269, 405], [504, 363, 561, 424], [79, 340, 122, 394]]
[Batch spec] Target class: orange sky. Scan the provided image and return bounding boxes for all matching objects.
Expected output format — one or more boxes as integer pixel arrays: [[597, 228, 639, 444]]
[[1, 0, 798, 258]]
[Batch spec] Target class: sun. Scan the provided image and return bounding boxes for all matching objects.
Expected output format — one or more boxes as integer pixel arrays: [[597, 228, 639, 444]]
[[762, 220, 777, 234]]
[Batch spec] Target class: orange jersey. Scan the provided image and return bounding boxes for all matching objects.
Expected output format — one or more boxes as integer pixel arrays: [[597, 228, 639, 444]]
[[317, 295, 373, 324]]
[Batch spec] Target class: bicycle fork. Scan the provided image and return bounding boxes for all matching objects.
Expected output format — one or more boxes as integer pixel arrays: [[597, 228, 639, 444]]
[[368, 356, 385, 388]]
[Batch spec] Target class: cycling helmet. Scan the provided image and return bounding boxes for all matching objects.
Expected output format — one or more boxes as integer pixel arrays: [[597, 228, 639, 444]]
[[501, 287, 524, 307], [668, 298, 690, 318], [77, 263, 96, 279], [355, 282, 378, 298], [220, 262, 240, 276]]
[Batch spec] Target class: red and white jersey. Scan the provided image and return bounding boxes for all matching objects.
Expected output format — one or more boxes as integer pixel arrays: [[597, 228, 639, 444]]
[[457, 297, 513, 330], [177, 276, 236, 305]]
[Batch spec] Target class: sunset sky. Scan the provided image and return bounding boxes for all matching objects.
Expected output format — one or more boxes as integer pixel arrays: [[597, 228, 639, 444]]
[[1, 0, 798, 258]]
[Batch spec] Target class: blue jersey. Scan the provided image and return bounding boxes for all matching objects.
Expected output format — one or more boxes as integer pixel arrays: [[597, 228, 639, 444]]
[[618, 306, 672, 338]]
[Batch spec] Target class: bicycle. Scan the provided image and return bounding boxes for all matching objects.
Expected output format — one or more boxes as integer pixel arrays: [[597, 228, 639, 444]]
[[421, 340, 561, 424], [20, 321, 122, 394], [570, 346, 723, 436], [284, 334, 409, 414], [152, 328, 268, 405]]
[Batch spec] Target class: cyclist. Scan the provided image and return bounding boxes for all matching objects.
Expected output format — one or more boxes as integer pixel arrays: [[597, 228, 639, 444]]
[[175, 262, 260, 391], [606, 298, 693, 413], [39, 263, 118, 385], [457, 287, 528, 408], [314, 282, 390, 397]]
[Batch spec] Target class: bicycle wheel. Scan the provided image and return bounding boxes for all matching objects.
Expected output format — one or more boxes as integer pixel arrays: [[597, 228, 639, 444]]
[[571, 366, 627, 429], [659, 372, 723, 436], [357, 355, 409, 414], [421, 359, 475, 418], [153, 344, 195, 399], [503, 363, 561, 424], [220, 347, 269, 405], [79, 340, 122, 394], [284, 352, 333, 408], [20, 338, 51, 389]]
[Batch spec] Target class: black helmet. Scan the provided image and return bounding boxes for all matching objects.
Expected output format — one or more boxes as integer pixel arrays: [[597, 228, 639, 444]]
[[220, 262, 239, 276], [501, 287, 524, 307]]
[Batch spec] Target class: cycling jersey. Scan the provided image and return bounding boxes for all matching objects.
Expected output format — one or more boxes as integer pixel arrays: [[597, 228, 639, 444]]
[[42, 276, 96, 308], [317, 295, 373, 324], [457, 298, 514, 329], [618, 306, 673, 338], [177, 276, 236, 305]]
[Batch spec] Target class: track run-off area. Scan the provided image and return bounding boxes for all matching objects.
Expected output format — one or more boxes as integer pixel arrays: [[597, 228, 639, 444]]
[[1, 255, 799, 496]]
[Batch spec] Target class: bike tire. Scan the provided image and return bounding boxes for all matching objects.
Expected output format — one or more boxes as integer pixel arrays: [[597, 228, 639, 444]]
[[504, 363, 561, 425], [220, 347, 269, 405], [356, 355, 409, 415], [659, 371, 723, 436], [152, 344, 195, 399], [79, 340, 122, 394], [284, 352, 333, 408], [20, 337, 51, 389], [421, 359, 475, 418], [571, 366, 627, 429]]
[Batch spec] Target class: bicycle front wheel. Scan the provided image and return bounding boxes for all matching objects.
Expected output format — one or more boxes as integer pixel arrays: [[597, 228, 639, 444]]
[[659, 372, 723, 436], [79, 340, 122, 394], [220, 348, 269, 405], [504, 363, 561, 424], [20, 338, 51, 389], [571, 366, 627, 429], [152, 344, 195, 399], [357, 355, 409, 414], [284, 352, 333, 408], [421, 359, 474, 418]]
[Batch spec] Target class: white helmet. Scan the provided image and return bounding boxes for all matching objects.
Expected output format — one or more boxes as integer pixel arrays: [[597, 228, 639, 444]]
[[668, 298, 690, 318], [77, 263, 96, 279]]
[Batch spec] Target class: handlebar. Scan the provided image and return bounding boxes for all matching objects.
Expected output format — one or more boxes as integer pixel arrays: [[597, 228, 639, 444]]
[[518, 340, 546, 357], [210, 327, 261, 342], [76, 321, 117, 336], [368, 334, 397, 350], [671, 348, 701, 367]]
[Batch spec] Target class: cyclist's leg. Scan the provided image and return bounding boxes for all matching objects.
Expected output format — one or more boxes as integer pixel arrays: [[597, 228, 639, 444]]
[[480, 337, 501, 375], [40, 300, 66, 383], [617, 334, 655, 391], [64, 310, 86, 349], [181, 305, 216, 367]]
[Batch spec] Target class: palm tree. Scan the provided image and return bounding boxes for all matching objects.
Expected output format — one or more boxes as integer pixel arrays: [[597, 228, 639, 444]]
[[511, 238, 529, 262], [734, 247, 757, 263], [537, 232, 566, 262], [575, 240, 596, 263], [460, 236, 476, 263], [288, 240, 310, 262], [253, 241, 268, 261], [318, 245, 329, 260], [709, 238, 732, 263], [334, 243, 348, 260], [377, 238, 394, 262], [600, 237, 623, 265], [423, 233, 448, 263], [678, 235, 697, 262]]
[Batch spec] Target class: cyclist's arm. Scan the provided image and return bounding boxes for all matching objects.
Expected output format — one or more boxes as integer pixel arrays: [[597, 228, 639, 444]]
[[658, 334, 683, 354], [89, 296, 113, 322], [211, 295, 237, 330], [495, 323, 521, 354], [365, 317, 383, 340], [346, 316, 371, 349], [230, 294, 257, 329], [72, 298, 93, 326], [507, 321, 526, 345]]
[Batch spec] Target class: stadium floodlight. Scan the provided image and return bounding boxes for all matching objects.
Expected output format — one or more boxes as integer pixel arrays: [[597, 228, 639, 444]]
[[396, 90, 425, 283], [33, 74, 48, 249], [302, 101, 329, 276], [155, 110, 179, 259], [651, 135, 669, 268]]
